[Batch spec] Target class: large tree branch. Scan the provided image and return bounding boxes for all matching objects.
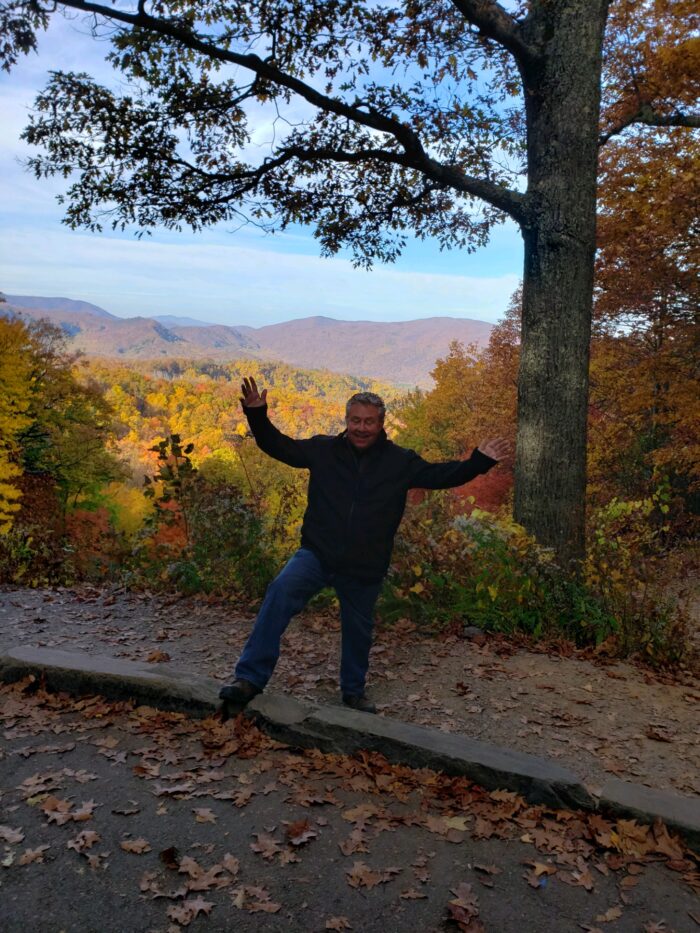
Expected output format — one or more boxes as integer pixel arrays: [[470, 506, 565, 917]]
[[600, 104, 700, 145], [448, 0, 539, 69], [171, 143, 527, 224], [44, 0, 527, 222]]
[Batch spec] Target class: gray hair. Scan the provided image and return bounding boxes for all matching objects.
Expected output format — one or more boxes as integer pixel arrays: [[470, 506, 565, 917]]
[[346, 392, 386, 419]]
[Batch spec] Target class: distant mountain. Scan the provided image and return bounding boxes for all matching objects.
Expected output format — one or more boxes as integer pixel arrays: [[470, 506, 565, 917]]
[[1, 297, 493, 386], [236, 316, 493, 385], [153, 314, 215, 327], [4, 295, 116, 319]]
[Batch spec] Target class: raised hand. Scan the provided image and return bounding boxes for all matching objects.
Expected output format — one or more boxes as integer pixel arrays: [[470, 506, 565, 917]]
[[477, 437, 511, 462], [240, 376, 268, 408]]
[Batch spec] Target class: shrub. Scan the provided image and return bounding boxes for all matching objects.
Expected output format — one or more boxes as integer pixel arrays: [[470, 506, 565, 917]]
[[381, 493, 690, 667]]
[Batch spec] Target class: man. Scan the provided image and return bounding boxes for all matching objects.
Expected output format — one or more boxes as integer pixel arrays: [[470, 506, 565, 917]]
[[220, 376, 509, 713]]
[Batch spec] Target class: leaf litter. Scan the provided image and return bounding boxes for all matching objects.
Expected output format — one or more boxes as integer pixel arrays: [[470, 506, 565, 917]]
[[1, 675, 698, 931]]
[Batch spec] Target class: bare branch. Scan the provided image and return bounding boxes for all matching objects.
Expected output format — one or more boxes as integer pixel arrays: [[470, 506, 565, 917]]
[[449, 0, 539, 69], [600, 103, 700, 145]]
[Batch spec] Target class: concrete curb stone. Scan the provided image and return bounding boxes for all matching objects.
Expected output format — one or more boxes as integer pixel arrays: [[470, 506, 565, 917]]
[[246, 694, 594, 811], [1, 646, 698, 852], [0, 645, 220, 716], [600, 777, 700, 852]]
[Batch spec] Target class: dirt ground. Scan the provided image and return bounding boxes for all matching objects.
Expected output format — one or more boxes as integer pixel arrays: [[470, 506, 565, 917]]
[[1, 585, 698, 799]]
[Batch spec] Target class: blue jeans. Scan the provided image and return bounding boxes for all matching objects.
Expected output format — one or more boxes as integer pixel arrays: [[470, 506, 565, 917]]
[[235, 548, 382, 696]]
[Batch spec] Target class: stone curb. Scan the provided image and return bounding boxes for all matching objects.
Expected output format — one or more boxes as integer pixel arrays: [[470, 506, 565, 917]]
[[245, 693, 593, 811], [0, 645, 221, 717], [1, 646, 698, 852]]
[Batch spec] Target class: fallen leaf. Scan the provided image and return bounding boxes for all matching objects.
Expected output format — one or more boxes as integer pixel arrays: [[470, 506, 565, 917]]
[[447, 882, 483, 931], [222, 853, 240, 876], [325, 918, 351, 931], [250, 833, 281, 861], [400, 888, 428, 899], [595, 905, 623, 923], [0, 826, 24, 844], [19, 845, 50, 865], [147, 650, 171, 663], [193, 808, 217, 824], [67, 831, 101, 853], [284, 818, 317, 847], [120, 838, 152, 854]]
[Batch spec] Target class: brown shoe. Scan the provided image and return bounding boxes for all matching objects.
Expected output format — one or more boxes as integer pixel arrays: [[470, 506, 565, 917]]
[[219, 679, 262, 705], [342, 693, 377, 714]]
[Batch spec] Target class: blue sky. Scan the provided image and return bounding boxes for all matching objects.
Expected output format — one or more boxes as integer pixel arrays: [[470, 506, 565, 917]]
[[0, 14, 523, 327]]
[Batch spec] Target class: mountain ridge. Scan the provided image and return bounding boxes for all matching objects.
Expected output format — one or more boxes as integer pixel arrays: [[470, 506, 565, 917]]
[[2, 294, 494, 386]]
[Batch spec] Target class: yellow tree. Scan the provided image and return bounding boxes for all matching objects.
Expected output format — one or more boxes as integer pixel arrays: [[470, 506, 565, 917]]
[[0, 316, 33, 532]]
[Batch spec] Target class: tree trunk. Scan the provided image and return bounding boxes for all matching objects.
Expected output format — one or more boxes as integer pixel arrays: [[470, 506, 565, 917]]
[[514, 0, 608, 565]]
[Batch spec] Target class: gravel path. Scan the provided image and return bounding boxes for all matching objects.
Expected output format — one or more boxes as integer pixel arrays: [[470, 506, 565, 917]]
[[1, 585, 698, 798]]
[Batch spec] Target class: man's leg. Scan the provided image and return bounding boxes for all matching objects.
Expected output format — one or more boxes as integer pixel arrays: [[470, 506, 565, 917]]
[[335, 577, 383, 703], [233, 548, 326, 690]]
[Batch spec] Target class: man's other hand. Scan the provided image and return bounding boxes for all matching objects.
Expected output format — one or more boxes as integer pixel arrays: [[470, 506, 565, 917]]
[[240, 376, 268, 408], [477, 437, 511, 461]]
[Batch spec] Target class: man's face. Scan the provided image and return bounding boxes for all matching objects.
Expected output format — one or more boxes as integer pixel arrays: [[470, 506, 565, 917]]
[[346, 403, 384, 450]]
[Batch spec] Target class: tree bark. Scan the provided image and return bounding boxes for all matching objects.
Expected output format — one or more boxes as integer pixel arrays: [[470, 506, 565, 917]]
[[514, 0, 608, 565]]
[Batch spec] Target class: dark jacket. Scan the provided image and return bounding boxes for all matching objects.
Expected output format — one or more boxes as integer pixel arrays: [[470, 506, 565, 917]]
[[245, 405, 497, 582]]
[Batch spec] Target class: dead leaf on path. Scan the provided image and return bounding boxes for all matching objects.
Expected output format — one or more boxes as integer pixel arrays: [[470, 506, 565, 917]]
[[233, 788, 255, 807], [248, 900, 282, 913], [474, 863, 502, 876], [193, 808, 217, 824], [19, 845, 50, 865], [560, 867, 595, 892], [167, 897, 214, 925], [523, 861, 557, 889], [112, 805, 140, 816], [153, 781, 195, 798], [611, 820, 655, 858], [473, 817, 496, 839], [339, 827, 368, 857], [222, 853, 240, 877], [325, 918, 351, 931], [284, 818, 317, 847], [72, 800, 98, 822], [16, 742, 76, 758], [147, 650, 171, 663], [120, 837, 152, 854], [67, 830, 100, 853], [86, 851, 109, 870], [41, 796, 73, 825], [651, 820, 685, 860], [279, 849, 301, 865], [0, 826, 24, 844], [400, 888, 428, 899], [342, 802, 380, 825], [412, 854, 431, 883], [178, 855, 202, 878], [345, 861, 399, 889], [447, 882, 483, 932], [231, 885, 281, 913], [250, 833, 281, 861], [619, 874, 639, 889], [595, 905, 623, 923], [642, 923, 669, 933]]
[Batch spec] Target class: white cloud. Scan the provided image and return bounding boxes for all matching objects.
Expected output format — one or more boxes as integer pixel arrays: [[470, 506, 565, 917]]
[[0, 227, 519, 325]]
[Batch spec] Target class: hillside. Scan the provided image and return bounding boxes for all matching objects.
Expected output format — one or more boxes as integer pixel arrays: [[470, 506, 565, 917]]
[[2, 296, 493, 386]]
